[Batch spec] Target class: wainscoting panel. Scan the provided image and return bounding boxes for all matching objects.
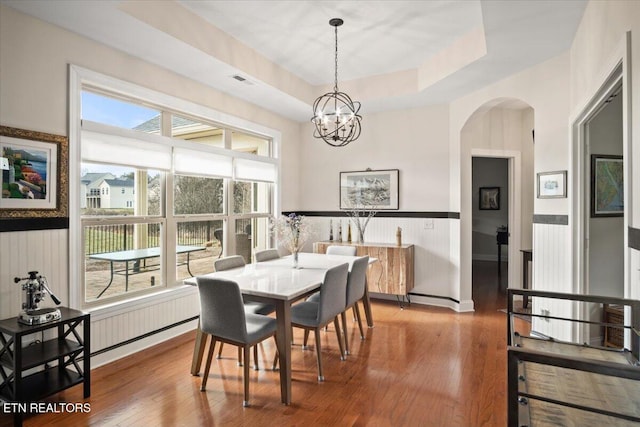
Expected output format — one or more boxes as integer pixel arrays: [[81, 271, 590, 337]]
[[90, 290, 200, 365], [0, 229, 68, 320], [532, 222, 573, 340]]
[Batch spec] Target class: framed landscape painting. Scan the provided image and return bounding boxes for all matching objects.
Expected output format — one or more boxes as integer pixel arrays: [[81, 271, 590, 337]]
[[591, 155, 623, 217], [340, 169, 399, 210], [0, 126, 67, 216]]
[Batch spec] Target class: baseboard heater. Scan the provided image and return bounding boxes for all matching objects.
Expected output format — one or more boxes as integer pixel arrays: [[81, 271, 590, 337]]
[[89, 315, 199, 358], [408, 292, 460, 304]]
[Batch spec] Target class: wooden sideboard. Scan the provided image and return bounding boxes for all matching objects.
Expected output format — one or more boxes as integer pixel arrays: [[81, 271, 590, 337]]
[[313, 241, 415, 297]]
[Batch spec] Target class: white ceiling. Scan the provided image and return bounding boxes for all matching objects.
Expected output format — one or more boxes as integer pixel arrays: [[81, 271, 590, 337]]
[[2, 0, 587, 121]]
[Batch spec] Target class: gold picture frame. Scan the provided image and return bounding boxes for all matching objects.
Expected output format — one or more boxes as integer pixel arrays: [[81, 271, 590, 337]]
[[0, 125, 68, 219]]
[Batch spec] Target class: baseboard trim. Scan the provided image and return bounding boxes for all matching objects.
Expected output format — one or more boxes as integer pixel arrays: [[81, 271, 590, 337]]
[[371, 292, 474, 312], [89, 317, 199, 368]]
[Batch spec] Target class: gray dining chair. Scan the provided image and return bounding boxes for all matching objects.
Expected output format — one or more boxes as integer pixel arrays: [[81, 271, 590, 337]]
[[213, 255, 276, 368], [326, 245, 357, 256], [291, 263, 349, 382], [214, 255, 275, 316], [341, 255, 369, 354], [196, 277, 277, 407], [304, 245, 356, 306], [304, 256, 369, 354], [214, 254, 245, 272], [254, 248, 281, 262]]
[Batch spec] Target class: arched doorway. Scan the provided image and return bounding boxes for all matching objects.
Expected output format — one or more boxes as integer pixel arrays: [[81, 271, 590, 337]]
[[460, 98, 535, 309]]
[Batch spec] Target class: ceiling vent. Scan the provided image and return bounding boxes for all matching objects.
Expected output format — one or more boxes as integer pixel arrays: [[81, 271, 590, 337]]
[[231, 74, 253, 85]]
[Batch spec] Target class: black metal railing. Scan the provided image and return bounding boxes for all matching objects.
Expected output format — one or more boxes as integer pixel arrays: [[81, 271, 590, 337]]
[[85, 221, 222, 255], [177, 221, 220, 246]]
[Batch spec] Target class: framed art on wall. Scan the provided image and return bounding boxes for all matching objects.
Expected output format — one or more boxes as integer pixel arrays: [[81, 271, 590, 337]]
[[479, 187, 500, 210], [340, 169, 399, 210], [0, 125, 68, 218], [591, 155, 623, 217], [537, 170, 567, 198]]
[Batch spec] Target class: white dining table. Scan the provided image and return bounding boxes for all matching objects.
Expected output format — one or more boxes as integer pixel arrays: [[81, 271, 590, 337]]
[[185, 252, 373, 405]]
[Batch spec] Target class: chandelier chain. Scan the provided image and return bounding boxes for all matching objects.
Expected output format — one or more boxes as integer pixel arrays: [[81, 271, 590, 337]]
[[334, 23, 339, 92]]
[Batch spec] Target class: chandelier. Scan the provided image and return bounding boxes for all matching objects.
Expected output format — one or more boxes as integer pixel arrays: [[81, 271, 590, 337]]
[[311, 18, 362, 147]]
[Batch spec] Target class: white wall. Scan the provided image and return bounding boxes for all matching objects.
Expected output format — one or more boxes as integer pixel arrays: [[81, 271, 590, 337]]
[[462, 106, 534, 292], [452, 54, 571, 306], [299, 105, 451, 211], [0, 5, 300, 366], [569, 0, 640, 302]]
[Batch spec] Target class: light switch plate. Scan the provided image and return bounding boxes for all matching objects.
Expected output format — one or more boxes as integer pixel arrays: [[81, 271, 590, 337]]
[[0, 157, 9, 170]]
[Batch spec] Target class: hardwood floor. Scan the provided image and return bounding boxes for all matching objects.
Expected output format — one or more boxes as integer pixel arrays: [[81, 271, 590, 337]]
[[5, 261, 514, 427]]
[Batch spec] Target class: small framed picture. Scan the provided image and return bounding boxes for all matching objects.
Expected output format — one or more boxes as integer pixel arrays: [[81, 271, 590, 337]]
[[537, 171, 567, 198], [479, 187, 500, 210]]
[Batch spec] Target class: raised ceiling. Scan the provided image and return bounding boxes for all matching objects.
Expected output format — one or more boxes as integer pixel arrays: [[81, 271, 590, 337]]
[[2, 0, 587, 121]]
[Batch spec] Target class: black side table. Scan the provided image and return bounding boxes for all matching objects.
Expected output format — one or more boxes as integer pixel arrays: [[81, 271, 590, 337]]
[[0, 307, 90, 426]]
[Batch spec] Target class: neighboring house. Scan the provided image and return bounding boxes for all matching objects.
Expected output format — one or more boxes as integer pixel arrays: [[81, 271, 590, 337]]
[[97, 178, 134, 209], [80, 172, 115, 209]]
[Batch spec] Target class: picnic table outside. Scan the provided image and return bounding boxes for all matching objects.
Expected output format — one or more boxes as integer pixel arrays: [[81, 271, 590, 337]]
[[89, 245, 205, 298]]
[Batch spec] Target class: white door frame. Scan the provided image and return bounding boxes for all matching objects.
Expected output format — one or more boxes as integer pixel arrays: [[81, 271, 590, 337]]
[[471, 149, 522, 295], [570, 33, 631, 343]]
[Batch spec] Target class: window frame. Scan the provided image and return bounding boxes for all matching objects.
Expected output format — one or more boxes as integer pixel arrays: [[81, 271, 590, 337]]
[[69, 65, 281, 312]]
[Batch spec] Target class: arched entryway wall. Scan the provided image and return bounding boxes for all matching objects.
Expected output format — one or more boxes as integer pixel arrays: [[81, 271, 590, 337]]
[[458, 98, 535, 309], [446, 54, 570, 311]]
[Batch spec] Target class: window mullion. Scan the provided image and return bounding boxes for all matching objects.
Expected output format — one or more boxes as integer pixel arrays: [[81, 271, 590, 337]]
[[163, 112, 177, 286]]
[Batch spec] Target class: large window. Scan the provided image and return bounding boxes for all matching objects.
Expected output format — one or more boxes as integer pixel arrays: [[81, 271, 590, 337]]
[[77, 87, 277, 307]]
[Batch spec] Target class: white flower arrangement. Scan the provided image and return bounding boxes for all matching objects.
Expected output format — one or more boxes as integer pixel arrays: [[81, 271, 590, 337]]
[[272, 213, 314, 254]]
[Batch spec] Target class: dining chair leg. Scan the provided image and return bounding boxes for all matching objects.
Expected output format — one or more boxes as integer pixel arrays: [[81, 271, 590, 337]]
[[216, 342, 224, 359], [303, 330, 310, 349], [243, 345, 251, 407], [353, 303, 365, 340], [201, 336, 217, 391], [333, 317, 345, 361], [314, 328, 324, 382], [340, 311, 350, 355], [253, 345, 259, 370], [218, 342, 245, 366], [191, 320, 207, 376]]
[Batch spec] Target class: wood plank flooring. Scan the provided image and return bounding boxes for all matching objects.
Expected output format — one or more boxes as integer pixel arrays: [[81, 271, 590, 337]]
[[3, 261, 517, 427]]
